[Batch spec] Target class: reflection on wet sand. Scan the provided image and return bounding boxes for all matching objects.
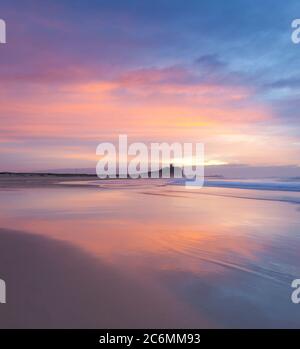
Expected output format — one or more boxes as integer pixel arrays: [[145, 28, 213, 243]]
[[0, 176, 300, 328], [0, 228, 203, 328]]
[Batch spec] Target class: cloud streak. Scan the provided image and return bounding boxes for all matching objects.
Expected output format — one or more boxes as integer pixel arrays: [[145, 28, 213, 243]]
[[0, 0, 299, 171]]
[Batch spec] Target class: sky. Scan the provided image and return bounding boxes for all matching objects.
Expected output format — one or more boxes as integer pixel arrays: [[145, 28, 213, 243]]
[[0, 0, 300, 173]]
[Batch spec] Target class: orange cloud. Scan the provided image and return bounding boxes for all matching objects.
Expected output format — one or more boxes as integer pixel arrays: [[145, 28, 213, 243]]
[[1, 65, 297, 169]]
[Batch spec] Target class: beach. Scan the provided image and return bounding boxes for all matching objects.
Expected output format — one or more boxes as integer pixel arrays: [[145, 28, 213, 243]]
[[0, 175, 300, 328]]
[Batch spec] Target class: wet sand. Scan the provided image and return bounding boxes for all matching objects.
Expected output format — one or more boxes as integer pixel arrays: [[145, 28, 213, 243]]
[[0, 228, 204, 328], [0, 175, 300, 328]]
